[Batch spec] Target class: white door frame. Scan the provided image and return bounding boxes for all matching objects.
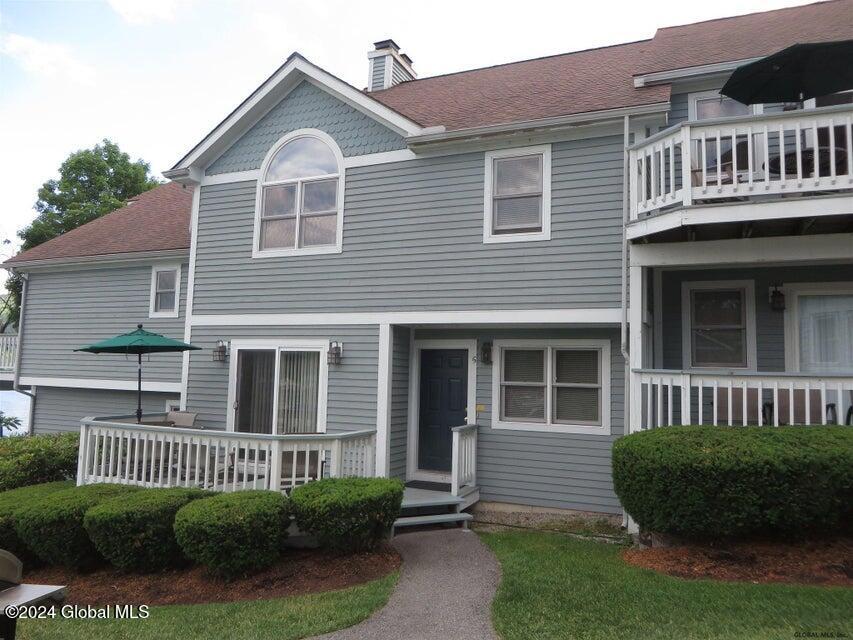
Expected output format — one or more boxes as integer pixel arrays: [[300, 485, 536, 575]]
[[406, 338, 478, 483]]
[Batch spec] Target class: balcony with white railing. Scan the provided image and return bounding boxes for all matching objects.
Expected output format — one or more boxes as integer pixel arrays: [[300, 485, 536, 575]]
[[0, 334, 17, 374], [627, 105, 853, 238], [633, 369, 853, 429], [77, 415, 376, 492]]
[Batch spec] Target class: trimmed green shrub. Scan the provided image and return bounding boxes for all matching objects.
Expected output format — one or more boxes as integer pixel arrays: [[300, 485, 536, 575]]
[[84, 487, 210, 572], [0, 481, 73, 564], [174, 491, 290, 578], [290, 478, 404, 551], [13, 483, 140, 568], [0, 433, 78, 492], [612, 426, 853, 539]]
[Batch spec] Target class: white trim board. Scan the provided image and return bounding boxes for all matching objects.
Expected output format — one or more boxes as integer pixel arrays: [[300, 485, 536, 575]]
[[630, 233, 853, 268], [626, 195, 853, 241], [191, 308, 623, 327], [680, 279, 757, 371], [633, 57, 763, 88], [224, 338, 330, 433], [19, 376, 181, 393], [180, 184, 201, 410], [170, 54, 423, 172], [375, 324, 393, 478], [406, 338, 478, 483]]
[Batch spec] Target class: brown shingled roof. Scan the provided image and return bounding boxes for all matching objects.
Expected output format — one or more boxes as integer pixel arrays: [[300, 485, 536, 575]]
[[369, 0, 853, 132], [4, 182, 192, 266], [638, 0, 853, 75], [370, 40, 669, 132]]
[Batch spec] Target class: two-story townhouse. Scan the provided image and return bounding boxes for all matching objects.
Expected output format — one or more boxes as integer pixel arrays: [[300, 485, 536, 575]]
[[6, 0, 852, 528]]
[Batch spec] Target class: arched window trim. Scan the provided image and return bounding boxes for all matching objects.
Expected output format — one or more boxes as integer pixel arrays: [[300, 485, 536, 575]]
[[252, 128, 345, 258]]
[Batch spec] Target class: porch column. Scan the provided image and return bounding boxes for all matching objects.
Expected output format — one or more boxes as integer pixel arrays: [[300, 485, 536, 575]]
[[628, 265, 646, 434], [375, 323, 393, 477]]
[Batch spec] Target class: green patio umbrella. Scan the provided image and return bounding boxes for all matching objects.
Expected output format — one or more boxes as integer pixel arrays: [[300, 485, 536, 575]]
[[76, 324, 201, 423]]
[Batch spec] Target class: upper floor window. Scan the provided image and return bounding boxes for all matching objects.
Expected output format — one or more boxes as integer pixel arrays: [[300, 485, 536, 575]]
[[254, 130, 344, 258], [688, 90, 761, 121], [483, 145, 551, 244], [149, 264, 180, 318]]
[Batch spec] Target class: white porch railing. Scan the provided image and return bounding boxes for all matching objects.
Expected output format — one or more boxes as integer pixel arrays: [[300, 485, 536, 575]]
[[77, 415, 376, 492], [0, 335, 17, 372], [629, 105, 853, 219], [450, 423, 477, 496], [634, 369, 853, 429]]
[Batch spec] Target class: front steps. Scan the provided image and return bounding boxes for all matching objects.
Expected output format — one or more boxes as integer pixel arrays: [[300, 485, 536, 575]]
[[392, 485, 478, 536]]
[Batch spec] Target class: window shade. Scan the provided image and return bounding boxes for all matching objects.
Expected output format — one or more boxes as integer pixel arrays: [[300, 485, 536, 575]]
[[503, 349, 544, 382], [554, 387, 600, 423], [277, 351, 320, 434], [494, 156, 542, 195], [554, 350, 599, 384]]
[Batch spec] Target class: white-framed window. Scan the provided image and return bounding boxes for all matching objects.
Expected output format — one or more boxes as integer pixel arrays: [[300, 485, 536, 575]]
[[149, 264, 180, 318], [687, 90, 761, 121], [165, 399, 182, 412], [253, 129, 345, 258], [483, 145, 551, 244], [226, 339, 329, 434], [681, 280, 757, 370], [782, 283, 853, 373], [491, 339, 610, 434]]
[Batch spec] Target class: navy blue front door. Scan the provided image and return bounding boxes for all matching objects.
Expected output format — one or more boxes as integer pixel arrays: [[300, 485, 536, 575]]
[[418, 349, 468, 472]]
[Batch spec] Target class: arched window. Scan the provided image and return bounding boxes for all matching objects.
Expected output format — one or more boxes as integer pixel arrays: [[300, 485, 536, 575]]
[[255, 130, 343, 256]]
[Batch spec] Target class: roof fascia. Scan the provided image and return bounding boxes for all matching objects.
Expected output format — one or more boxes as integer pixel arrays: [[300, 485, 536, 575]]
[[5, 248, 189, 272], [633, 57, 762, 87]]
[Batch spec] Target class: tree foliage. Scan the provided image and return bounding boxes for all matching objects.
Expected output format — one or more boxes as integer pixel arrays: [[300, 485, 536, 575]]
[[4, 140, 159, 328]]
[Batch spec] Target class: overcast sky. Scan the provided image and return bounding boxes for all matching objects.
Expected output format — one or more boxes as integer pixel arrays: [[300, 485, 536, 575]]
[[0, 0, 809, 255]]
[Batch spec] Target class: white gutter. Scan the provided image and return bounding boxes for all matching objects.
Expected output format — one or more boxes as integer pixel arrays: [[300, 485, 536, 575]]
[[406, 102, 670, 147], [5, 248, 189, 271], [633, 57, 762, 88], [620, 114, 631, 367]]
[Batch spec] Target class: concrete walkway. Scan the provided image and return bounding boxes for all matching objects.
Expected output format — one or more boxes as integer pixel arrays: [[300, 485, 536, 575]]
[[311, 528, 501, 640]]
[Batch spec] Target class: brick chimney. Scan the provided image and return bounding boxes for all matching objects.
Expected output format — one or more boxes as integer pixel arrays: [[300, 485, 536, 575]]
[[367, 39, 416, 91]]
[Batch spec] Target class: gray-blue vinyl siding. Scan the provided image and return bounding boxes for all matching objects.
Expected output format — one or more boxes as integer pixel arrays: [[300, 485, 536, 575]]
[[31, 386, 178, 434], [371, 56, 386, 90], [185, 325, 379, 432], [413, 327, 624, 514], [20, 262, 188, 383], [193, 134, 624, 314], [389, 326, 410, 479], [659, 264, 853, 371], [206, 81, 406, 175]]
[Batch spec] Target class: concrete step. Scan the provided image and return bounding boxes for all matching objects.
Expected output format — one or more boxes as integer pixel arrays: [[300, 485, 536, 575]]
[[392, 512, 473, 535]]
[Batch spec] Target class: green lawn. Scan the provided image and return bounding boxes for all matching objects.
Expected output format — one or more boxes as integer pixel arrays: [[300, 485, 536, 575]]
[[481, 531, 853, 640], [18, 572, 397, 640]]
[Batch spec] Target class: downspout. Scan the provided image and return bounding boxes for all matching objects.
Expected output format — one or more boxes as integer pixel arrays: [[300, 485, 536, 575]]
[[620, 115, 631, 530], [11, 269, 36, 435]]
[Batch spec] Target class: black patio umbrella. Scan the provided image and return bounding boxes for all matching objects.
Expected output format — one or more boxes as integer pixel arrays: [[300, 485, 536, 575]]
[[76, 324, 201, 423], [721, 40, 853, 105]]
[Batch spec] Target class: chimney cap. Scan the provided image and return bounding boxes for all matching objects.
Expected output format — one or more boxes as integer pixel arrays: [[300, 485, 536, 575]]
[[400, 53, 414, 65], [373, 39, 400, 52]]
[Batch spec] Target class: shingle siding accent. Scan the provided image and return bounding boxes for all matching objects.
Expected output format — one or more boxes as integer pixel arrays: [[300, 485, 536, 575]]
[[185, 325, 379, 432], [193, 133, 624, 314], [20, 264, 188, 383], [206, 81, 406, 175], [31, 387, 178, 434]]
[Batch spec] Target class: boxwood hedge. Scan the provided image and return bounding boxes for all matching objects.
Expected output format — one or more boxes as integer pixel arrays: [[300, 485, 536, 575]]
[[13, 483, 140, 568], [173, 491, 291, 578], [84, 487, 210, 572], [290, 478, 404, 551], [0, 433, 78, 492], [0, 481, 73, 564], [612, 426, 853, 539]]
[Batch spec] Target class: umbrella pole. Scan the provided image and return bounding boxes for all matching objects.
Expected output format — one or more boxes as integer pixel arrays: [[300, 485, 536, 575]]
[[136, 352, 143, 424]]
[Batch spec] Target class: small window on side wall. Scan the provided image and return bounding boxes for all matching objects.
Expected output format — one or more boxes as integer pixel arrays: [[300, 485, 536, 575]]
[[149, 264, 180, 318], [484, 145, 551, 243], [682, 280, 756, 370]]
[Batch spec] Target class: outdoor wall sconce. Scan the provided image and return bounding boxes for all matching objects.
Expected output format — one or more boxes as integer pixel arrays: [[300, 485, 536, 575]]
[[328, 341, 343, 365], [212, 340, 229, 362], [480, 341, 493, 365], [770, 285, 786, 312]]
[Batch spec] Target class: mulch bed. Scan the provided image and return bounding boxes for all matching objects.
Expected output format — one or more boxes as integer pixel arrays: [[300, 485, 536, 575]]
[[623, 538, 853, 587], [24, 546, 401, 606]]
